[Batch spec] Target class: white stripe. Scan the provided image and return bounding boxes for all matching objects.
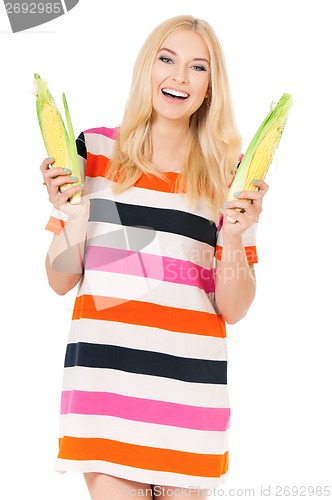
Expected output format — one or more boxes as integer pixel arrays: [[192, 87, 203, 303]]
[[58, 414, 229, 454], [78, 151, 87, 178], [85, 130, 116, 158], [78, 270, 216, 313], [61, 367, 230, 408], [86, 221, 215, 268], [67, 318, 227, 361], [55, 459, 228, 489], [86, 176, 218, 222], [49, 207, 69, 223]]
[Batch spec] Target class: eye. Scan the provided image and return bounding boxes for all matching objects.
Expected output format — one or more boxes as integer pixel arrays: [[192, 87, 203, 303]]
[[191, 65, 207, 72], [159, 56, 173, 64]]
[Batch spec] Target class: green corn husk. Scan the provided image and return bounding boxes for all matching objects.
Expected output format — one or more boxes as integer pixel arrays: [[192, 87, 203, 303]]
[[34, 73, 82, 204], [227, 93, 293, 203]]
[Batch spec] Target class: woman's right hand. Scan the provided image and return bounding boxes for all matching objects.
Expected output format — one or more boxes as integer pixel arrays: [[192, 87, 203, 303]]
[[40, 157, 90, 220]]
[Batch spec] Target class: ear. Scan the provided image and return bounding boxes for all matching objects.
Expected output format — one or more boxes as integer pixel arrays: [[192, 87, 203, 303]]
[[205, 82, 212, 100], [205, 88, 212, 108]]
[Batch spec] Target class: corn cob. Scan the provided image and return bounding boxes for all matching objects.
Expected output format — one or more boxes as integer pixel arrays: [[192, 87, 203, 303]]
[[34, 74, 82, 204], [227, 93, 293, 203]]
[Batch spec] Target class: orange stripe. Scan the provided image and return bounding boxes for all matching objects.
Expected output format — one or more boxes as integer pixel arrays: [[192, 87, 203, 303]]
[[58, 436, 228, 477], [134, 172, 183, 193], [73, 294, 226, 338], [86, 152, 111, 178], [216, 245, 258, 264], [85, 152, 184, 193], [44, 216, 66, 235]]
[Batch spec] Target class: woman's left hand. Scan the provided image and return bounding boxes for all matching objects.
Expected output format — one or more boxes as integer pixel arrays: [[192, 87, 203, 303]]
[[221, 179, 269, 236]]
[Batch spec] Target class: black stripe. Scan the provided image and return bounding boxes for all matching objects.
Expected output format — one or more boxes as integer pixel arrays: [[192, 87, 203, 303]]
[[76, 132, 87, 160], [89, 198, 217, 247], [65, 342, 227, 385]]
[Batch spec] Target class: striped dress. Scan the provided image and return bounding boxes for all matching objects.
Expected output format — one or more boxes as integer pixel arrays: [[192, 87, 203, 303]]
[[45, 126, 258, 488]]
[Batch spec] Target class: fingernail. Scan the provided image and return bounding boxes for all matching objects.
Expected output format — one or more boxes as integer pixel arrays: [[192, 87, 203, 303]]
[[79, 183, 84, 188], [234, 191, 241, 197], [70, 175, 77, 181], [252, 179, 259, 184], [64, 168, 71, 173], [219, 207, 224, 213], [48, 157, 54, 160], [224, 202, 230, 207]]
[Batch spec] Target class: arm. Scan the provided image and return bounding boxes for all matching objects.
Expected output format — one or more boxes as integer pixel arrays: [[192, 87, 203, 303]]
[[46, 214, 88, 295], [215, 233, 256, 324], [215, 179, 268, 324], [41, 158, 89, 295]]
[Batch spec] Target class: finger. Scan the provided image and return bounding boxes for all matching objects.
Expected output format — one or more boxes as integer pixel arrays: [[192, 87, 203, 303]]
[[223, 207, 253, 227], [47, 178, 81, 204], [232, 190, 260, 202], [233, 187, 266, 214], [232, 185, 268, 203], [43, 167, 73, 187], [51, 184, 84, 208], [231, 198, 262, 217], [40, 157, 55, 173], [246, 179, 269, 195], [224, 199, 255, 211], [48, 174, 78, 189], [253, 179, 269, 190], [222, 208, 246, 226]]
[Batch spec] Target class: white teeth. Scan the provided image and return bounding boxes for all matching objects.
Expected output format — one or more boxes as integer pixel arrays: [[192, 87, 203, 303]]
[[162, 88, 189, 98]]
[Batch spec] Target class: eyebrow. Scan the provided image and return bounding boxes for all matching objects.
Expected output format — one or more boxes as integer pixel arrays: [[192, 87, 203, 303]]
[[158, 47, 210, 65]]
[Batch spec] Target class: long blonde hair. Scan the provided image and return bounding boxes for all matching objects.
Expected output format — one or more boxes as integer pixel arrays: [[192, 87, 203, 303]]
[[107, 15, 242, 214]]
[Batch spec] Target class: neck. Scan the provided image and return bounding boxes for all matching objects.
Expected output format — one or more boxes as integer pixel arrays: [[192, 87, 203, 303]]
[[150, 116, 189, 172]]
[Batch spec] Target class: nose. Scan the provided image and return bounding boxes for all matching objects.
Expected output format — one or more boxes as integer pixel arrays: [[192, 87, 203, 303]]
[[171, 65, 189, 84]]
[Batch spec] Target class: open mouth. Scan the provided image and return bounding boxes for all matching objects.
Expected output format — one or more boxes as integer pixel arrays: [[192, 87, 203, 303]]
[[161, 88, 189, 100]]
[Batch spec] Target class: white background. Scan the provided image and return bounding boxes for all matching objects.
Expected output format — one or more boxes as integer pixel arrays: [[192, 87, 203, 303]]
[[1, 0, 331, 498]]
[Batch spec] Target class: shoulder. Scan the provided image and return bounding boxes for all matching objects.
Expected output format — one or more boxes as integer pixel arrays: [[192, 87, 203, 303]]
[[78, 127, 119, 179], [78, 126, 119, 156], [82, 126, 119, 141]]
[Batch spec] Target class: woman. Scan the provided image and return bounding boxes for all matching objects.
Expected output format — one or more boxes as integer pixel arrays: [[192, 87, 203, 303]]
[[41, 15, 267, 499]]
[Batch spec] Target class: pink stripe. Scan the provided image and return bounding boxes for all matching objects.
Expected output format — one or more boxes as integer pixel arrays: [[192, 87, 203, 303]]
[[85, 246, 214, 293], [83, 126, 117, 139], [61, 390, 230, 431]]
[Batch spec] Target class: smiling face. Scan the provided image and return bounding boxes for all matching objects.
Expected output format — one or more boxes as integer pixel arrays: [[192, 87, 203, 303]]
[[151, 30, 211, 126]]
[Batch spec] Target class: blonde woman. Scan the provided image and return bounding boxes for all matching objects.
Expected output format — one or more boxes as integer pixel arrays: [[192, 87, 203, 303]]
[[41, 15, 268, 500]]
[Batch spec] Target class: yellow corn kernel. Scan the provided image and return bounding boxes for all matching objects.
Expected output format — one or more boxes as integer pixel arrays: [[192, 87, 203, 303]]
[[244, 121, 282, 191], [41, 104, 71, 170], [227, 93, 293, 207], [34, 74, 82, 204]]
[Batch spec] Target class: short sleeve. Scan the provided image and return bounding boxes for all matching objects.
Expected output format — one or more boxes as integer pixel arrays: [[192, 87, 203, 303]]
[[215, 221, 258, 264], [44, 132, 87, 234]]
